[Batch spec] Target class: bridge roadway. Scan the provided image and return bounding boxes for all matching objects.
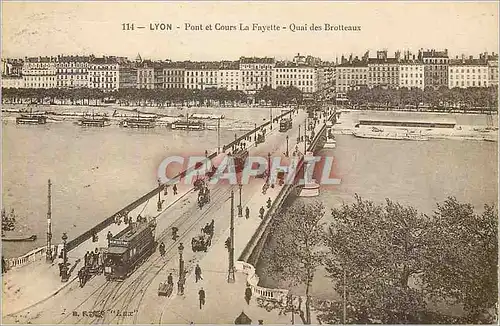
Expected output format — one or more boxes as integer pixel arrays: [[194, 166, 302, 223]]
[[2, 109, 318, 324]]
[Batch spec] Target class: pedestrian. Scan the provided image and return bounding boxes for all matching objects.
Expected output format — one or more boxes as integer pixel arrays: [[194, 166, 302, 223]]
[[107, 231, 113, 243], [58, 252, 64, 276], [198, 287, 206, 309], [267, 197, 272, 208], [2, 256, 7, 274], [195, 264, 203, 282], [88, 251, 94, 268], [245, 285, 252, 305], [167, 273, 173, 286], [94, 248, 99, 268], [245, 206, 250, 219], [173, 183, 178, 195], [84, 251, 89, 267], [259, 206, 265, 219], [164, 185, 168, 196]]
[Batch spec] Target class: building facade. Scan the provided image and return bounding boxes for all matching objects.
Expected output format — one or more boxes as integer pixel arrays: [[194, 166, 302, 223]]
[[88, 56, 119, 91], [335, 59, 368, 93], [448, 57, 489, 88], [273, 63, 318, 93], [482, 52, 498, 86], [218, 61, 241, 91], [2, 59, 23, 76], [56, 55, 90, 89], [1, 76, 25, 88], [367, 51, 400, 89], [422, 49, 449, 89], [163, 63, 185, 89], [136, 61, 155, 89], [239, 57, 275, 94], [184, 62, 219, 90], [118, 63, 138, 89], [22, 56, 57, 89]]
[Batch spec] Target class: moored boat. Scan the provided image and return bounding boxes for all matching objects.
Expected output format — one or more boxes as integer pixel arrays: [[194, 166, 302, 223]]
[[2, 234, 37, 242], [15, 108, 48, 125], [120, 117, 156, 128], [190, 113, 225, 120], [170, 119, 206, 130], [352, 130, 429, 141], [76, 115, 111, 127]]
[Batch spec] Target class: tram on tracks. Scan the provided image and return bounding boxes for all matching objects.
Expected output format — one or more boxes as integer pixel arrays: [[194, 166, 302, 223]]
[[103, 219, 157, 281]]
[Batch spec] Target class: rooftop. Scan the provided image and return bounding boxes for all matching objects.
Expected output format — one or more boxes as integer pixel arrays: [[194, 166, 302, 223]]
[[368, 58, 399, 64], [239, 57, 275, 64]]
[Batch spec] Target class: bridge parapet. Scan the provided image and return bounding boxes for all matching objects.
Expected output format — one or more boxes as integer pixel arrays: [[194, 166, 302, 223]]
[[6, 245, 56, 270], [235, 260, 289, 303]]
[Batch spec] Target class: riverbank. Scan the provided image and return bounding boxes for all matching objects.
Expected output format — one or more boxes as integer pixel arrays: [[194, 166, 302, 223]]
[[333, 110, 498, 142]]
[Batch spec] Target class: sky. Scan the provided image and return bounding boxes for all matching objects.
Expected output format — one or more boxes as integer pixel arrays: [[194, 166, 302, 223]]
[[1, 1, 499, 62]]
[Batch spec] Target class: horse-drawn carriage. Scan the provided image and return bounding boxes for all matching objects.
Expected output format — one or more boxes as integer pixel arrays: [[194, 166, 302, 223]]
[[192, 220, 214, 252], [197, 185, 210, 209], [78, 263, 103, 287], [256, 131, 265, 145]]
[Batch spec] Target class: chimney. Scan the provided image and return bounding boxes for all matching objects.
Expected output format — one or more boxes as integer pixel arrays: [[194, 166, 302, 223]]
[[469, 55, 473, 60]]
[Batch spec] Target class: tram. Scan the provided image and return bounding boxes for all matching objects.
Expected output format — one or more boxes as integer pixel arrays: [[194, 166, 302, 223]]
[[103, 219, 157, 281]]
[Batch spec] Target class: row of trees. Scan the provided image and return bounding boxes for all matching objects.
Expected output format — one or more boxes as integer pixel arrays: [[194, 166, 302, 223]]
[[261, 196, 497, 324], [346, 86, 498, 111], [1, 86, 307, 107], [254, 86, 304, 106]]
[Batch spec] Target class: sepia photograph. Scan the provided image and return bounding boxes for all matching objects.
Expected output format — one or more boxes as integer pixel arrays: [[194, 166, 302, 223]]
[[1, 1, 498, 324]]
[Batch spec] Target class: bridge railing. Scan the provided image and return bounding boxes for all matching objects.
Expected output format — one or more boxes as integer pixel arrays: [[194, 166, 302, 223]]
[[5, 245, 56, 270], [222, 109, 294, 152], [236, 261, 289, 303]]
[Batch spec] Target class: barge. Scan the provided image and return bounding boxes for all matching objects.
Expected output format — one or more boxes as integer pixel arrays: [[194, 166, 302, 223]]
[[170, 119, 205, 130]]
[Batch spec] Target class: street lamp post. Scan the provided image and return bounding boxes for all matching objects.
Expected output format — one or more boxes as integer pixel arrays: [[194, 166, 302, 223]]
[[238, 184, 243, 217], [267, 152, 271, 179], [228, 191, 235, 283], [297, 124, 301, 143], [178, 242, 185, 295], [269, 108, 273, 130], [46, 179, 53, 262], [304, 122, 307, 154], [61, 233, 69, 282], [286, 135, 289, 157], [157, 179, 162, 211]]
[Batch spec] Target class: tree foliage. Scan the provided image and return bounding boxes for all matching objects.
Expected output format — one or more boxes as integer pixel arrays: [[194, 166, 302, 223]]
[[345, 86, 498, 112], [318, 195, 497, 324], [1, 87, 250, 107], [422, 198, 498, 323], [261, 200, 326, 324]]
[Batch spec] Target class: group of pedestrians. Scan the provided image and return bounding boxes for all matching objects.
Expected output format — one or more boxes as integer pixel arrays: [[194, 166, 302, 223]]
[[84, 248, 102, 271], [163, 184, 178, 196]]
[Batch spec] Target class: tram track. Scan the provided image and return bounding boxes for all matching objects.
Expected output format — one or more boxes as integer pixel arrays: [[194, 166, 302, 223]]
[[109, 184, 235, 324], [80, 183, 235, 324]]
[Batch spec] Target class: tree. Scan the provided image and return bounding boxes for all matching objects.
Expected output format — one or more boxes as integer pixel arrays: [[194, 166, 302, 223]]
[[322, 195, 430, 324], [260, 201, 325, 324], [319, 195, 497, 324], [422, 198, 498, 323]]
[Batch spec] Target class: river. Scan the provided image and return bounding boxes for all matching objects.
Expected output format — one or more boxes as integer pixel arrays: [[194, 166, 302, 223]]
[[1, 105, 284, 258]]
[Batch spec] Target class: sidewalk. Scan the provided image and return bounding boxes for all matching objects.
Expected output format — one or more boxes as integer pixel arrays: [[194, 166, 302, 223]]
[[1, 180, 193, 317]]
